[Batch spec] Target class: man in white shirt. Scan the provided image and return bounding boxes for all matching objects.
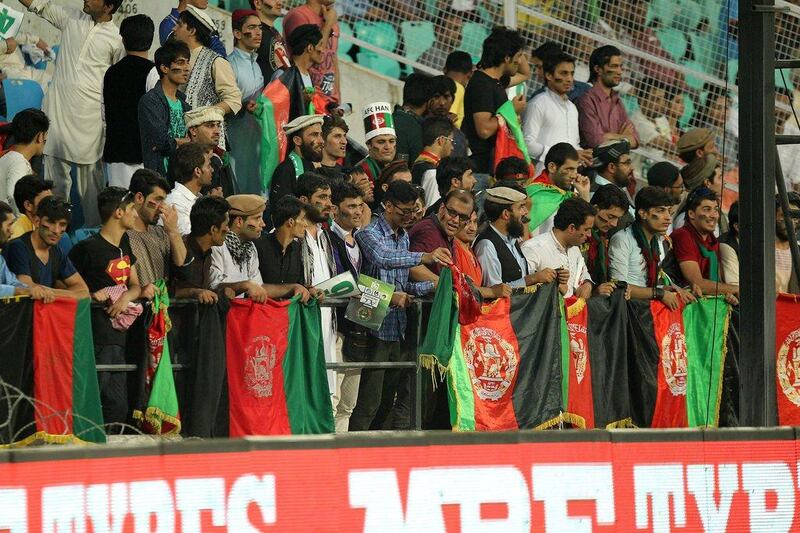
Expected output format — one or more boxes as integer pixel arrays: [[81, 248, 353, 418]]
[[164, 142, 213, 235], [523, 51, 592, 172], [19, 0, 124, 227], [0, 109, 48, 213], [521, 197, 595, 299]]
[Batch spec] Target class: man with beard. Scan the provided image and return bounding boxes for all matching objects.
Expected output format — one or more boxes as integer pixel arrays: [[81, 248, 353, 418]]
[[250, 0, 291, 81], [319, 115, 348, 182], [165, 142, 214, 235], [185, 106, 238, 196], [126, 169, 189, 298], [577, 45, 639, 150], [531, 143, 591, 236], [0, 201, 51, 300], [669, 187, 739, 299], [609, 186, 693, 309], [209, 194, 310, 301], [475, 186, 556, 288], [412, 116, 454, 208], [585, 184, 630, 286], [270, 115, 324, 203], [3, 196, 88, 297], [521, 197, 595, 298], [357, 102, 398, 187], [591, 140, 636, 227]]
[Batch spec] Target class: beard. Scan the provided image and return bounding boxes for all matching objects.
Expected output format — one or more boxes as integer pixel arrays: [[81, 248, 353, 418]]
[[306, 204, 328, 224], [301, 143, 323, 163], [507, 216, 525, 239]]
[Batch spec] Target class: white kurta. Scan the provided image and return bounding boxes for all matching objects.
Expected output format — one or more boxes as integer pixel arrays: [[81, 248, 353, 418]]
[[28, 0, 123, 164], [306, 228, 337, 396]]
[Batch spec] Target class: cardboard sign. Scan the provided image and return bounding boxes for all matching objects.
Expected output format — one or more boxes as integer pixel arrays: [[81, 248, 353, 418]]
[[345, 274, 394, 331], [0, 4, 24, 40], [313, 271, 361, 299]]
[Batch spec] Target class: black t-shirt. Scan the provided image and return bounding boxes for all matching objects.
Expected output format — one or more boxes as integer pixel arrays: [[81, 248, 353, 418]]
[[317, 163, 345, 183], [461, 70, 509, 174], [256, 23, 288, 82], [254, 233, 304, 285], [269, 156, 315, 204], [102, 55, 155, 164]]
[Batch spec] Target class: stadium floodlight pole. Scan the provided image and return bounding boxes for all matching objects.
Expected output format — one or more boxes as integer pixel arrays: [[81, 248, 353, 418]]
[[739, 0, 779, 426], [503, 0, 517, 29]]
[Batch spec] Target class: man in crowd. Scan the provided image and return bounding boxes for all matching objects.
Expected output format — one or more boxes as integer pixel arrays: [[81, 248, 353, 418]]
[[228, 9, 266, 196], [319, 115, 348, 182], [357, 102, 398, 186], [410, 189, 474, 279], [475, 186, 555, 288], [160, 0, 226, 56], [127, 169, 189, 296], [165, 142, 214, 235], [609, 186, 689, 309], [774, 193, 800, 294], [443, 51, 473, 129], [173, 195, 232, 304], [19, 0, 124, 227], [327, 182, 365, 433], [577, 45, 639, 150], [139, 41, 191, 174], [585, 184, 631, 286], [255, 195, 307, 286], [493, 156, 530, 183], [647, 161, 684, 204], [0, 201, 51, 300], [428, 75, 468, 158], [210, 194, 310, 301], [350, 180, 451, 431], [530, 143, 590, 236], [413, 116, 455, 208], [270, 115, 324, 203], [184, 106, 237, 196], [669, 187, 739, 299], [374, 161, 412, 208], [284, 24, 325, 99], [462, 27, 527, 181], [283, 0, 340, 104], [393, 73, 433, 164], [523, 51, 592, 171], [0, 109, 48, 211], [629, 79, 674, 160], [250, 0, 290, 81], [10, 176, 71, 256], [418, 8, 463, 72], [592, 140, 635, 225], [3, 196, 88, 297], [677, 127, 717, 164], [521, 197, 595, 298], [70, 187, 143, 427], [427, 156, 475, 216], [102, 14, 155, 188]]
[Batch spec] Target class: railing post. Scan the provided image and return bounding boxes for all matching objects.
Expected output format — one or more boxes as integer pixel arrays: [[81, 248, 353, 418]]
[[503, 0, 517, 29]]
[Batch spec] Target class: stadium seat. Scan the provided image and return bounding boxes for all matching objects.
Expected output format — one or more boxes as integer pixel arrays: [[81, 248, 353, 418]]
[[356, 52, 401, 79], [2, 79, 44, 121], [274, 17, 282, 35], [727, 59, 738, 85], [354, 22, 398, 52], [648, 0, 676, 27], [339, 20, 354, 60], [400, 21, 435, 62], [72, 227, 99, 245], [672, 0, 703, 32], [460, 22, 490, 63], [656, 28, 689, 62], [679, 93, 696, 129], [683, 61, 706, 91], [776, 69, 794, 92]]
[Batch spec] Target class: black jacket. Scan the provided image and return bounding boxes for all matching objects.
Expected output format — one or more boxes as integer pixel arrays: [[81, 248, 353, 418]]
[[138, 81, 190, 173]]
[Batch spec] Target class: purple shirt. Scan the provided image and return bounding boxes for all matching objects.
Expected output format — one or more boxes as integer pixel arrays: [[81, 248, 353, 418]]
[[409, 215, 452, 275], [577, 84, 640, 148]]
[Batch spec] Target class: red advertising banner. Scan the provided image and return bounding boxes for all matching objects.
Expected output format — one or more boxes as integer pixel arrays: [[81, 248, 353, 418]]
[[2, 434, 800, 531]]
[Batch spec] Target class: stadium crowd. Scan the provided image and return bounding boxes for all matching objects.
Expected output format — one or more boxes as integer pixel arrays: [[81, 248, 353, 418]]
[[0, 0, 790, 433]]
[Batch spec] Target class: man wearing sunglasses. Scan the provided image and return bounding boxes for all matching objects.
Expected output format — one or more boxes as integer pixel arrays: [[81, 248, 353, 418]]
[[409, 189, 473, 278]]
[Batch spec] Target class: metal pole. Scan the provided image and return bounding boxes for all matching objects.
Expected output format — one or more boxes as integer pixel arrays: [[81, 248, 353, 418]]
[[738, 0, 777, 426], [503, 0, 517, 29]]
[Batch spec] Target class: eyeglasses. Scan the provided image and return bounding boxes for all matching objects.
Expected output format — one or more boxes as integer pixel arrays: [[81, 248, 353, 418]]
[[439, 136, 455, 144], [444, 205, 471, 222], [392, 204, 417, 217]]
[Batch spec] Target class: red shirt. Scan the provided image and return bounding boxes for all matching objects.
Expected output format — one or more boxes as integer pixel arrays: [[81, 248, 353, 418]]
[[576, 84, 640, 149], [409, 215, 451, 275], [282, 5, 340, 103], [533, 169, 552, 185], [671, 223, 720, 281]]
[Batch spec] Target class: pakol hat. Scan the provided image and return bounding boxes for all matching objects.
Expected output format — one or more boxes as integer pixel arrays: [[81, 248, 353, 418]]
[[363, 102, 396, 142], [227, 194, 266, 217], [184, 105, 225, 129], [677, 128, 714, 155], [283, 114, 324, 136], [485, 186, 527, 205], [185, 5, 217, 34]]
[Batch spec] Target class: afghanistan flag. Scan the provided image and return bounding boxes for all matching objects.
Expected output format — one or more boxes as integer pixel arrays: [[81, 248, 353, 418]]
[[421, 268, 563, 430], [133, 280, 180, 435], [254, 66, 310, 194], [776, 294, 800, 425], [526, 182, 572, 233], [494, 100, 534, 175], [0, 297, 105, 446], [226, 297, 334, 436], [628, 297, 730, 428]]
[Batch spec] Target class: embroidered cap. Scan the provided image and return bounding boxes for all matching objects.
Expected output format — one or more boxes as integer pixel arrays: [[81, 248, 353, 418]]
[[677, 128, 714, 154], [363, 102, 396, 142], [184, 105, 225, 129], [592, 140, 630, 168], [231, 9, 258, 27], [185, 5, 218, 34], [681, 154, 718, 191], [283, 114, 324, 136], [227, 194, 266, 217], [484, 186, 527, 205]]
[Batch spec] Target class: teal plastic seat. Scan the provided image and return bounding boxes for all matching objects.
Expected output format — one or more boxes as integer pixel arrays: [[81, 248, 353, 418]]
[[2, 79, 44, 121], [727, 59, 738, 85], [354, 21, 398, 52], [776, 69, 794, 92], [672, 0, 703, 32], [339, 20, 354, 60], [274, 17, 283, 35], [356, 52, 401, 79], [459, 22, 489, 63], [678, 93, 696, 129], [401, 21, 435, 62], [683, 60, 706, 91], [656, 27, 688, 62], [648, 0, 676, 27]]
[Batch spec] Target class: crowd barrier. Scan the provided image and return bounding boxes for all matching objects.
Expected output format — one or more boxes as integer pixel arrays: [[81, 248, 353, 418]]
[[1, 428, 800, 531]]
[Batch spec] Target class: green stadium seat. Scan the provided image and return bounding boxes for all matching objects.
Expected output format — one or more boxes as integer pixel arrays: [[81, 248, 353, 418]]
[[673, 0, 703, 32], [648, 0, 676, 27], [274, 17, 282, 35], [679, 93, 696, 129], [683, 60, 706, 91], [656, 28, 688, 62], [727, 59, 738, 85], [776, 69, 794, 92], [356, 52, 401, 79], [401, 21, 435, 62], [354, 22, 398, 52], [339, 20, 354, 59], [460, 22, 490, 63]]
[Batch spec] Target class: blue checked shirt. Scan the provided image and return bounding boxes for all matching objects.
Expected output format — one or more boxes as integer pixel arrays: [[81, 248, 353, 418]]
[[355, 214, 434, 341]]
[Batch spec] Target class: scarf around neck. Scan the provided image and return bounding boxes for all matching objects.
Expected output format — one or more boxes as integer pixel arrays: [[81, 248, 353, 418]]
[[632, 222, 661, 287], [225, 231, 254, 272]]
